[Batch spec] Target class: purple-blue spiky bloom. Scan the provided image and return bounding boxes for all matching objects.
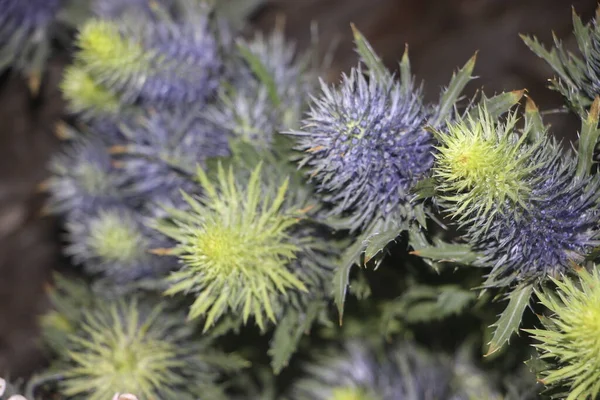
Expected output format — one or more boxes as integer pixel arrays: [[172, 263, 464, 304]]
[[113, 107, 230, 202], [76, 6, 222, 108], [47, 136, 128, 216], [65, 205, 176, 284], [92, 0, 172, 19], [0, 0, 63, 72], [290, 68, 433, 231], [290, 341, 500, 400], [477, 143, 600, 286]]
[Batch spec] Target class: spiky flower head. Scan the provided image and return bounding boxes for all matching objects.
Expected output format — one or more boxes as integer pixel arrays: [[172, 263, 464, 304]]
[[42, 283, 229, 400], [523, 6, 600, 115], [237, 29, 311, 121], [290, 68, 432, 231], [61, 64, 122, 119], [0, 0, 63, 75], [432, 106, 600, 286], [92, 0, 173, 19], [207, 87, 279, 152], [526, 267, 600, 400], [113, 108, 230, 202], [290, 341, 500, 400], [47, 136, 126, 215], [65, 206, 175, 284], [74, 6, 221, 107], [155, 163, 309, 330]]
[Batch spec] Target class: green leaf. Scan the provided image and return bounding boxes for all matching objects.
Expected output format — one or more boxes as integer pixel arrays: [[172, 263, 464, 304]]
[[351, 24, 389, 82], [485, 283, 533, 356], [403, 285, 476, 323], [333, 238, 364, 324], [576, 97, 600, 178], [269, 301, 322, 374], [477, 90, 525, 120], [363, 226, 403, 263], [434, 53, 477, 126], [410, 242, 479, 265], [524, 96, 546, 141], [236, 41, 281, 107]]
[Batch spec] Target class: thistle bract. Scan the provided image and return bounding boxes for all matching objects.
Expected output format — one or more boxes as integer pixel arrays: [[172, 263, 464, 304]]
[[155, 164, 309, 331], [527, 267, 600, 400], [433, 107, 600, 286], [523, 7, 600, 115], [291, 68, 432, 231]]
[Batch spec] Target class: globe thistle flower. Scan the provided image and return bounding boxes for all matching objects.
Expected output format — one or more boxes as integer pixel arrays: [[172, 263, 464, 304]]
[[41, 278, 233, 400], [154, 163, 310, 331], [526, 267, 600, 400], [74, 9, 221, 107], [237, 30, 312, 127], [206, 87, 279, 152], [112, 108, 230, 202], [432, 106, 600, 286], [289, 341, 501, 400], [522, 7, 600, 115], [65, 206, 175, 284], [0, 0, 63, 77], [290, 68, 433, 231], [47, 136, 127, 216]]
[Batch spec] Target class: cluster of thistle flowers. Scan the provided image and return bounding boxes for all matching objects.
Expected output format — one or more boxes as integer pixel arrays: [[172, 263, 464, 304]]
[[36, 0, 345, 398], [292, 7, 600, 400]]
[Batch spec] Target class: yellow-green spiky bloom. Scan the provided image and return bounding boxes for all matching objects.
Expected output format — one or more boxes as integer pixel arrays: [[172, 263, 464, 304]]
[[155, 163, 308, 331], [433, 107, 539, 225], [526, 267, 600, 400], [61, 64, 121, 118], [41, 277, 234, 400]]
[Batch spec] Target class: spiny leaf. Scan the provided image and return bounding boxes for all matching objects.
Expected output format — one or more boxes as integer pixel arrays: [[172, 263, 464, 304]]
[[351, 24, 389, 82], [269, 301, 322, 374], [473, 90, 525, 120], [434, 53, 477, 126], [524, 96, 546, 141], [410, 242, 479, 265], [576, 97, 600, 178], [485, 283, 533, 356], [333, 238, 364, 324]]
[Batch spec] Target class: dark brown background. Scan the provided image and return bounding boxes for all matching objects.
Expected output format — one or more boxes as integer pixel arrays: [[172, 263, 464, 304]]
[[0, 0, 596, 377]]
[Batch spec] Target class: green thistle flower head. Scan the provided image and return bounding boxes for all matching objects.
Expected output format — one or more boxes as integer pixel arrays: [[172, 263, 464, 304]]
[[433, 106, 538, 223], [77, 18, 148, 75], [526, 267, 600, 400], [86, 210, 148, 264], [61, 64, 121, 117], [156, 163, 308, 331]]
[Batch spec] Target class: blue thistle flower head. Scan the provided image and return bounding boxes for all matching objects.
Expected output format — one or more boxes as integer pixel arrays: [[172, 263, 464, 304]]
[[207, 87, 278, 151], [433, 106, 600, 286], [65, 206, 176, 284], [92, 0, 173, 19], [290, 341, 501, 400], [47, 136, 127, 215], [0, 0, 63, 74], [41, 277, 237, 400], [75, 6, 222, 107], [290, 68, 432, 231], [113, 108, 230, 201]]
